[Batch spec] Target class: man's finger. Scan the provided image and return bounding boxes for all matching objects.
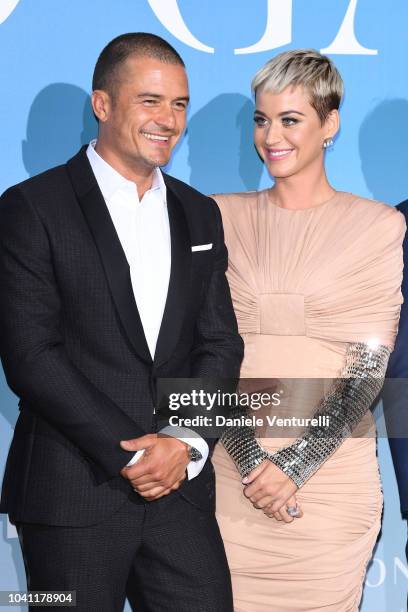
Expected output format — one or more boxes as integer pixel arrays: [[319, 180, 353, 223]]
[[121, 451, 162, 480], [121, 461, 153, 481], [171, 478, 184, 490], [133, 480, 164, 492], [130, 464, 186, 491], [120, 433, 157, 452], [136, 476, 184, 498], [136, 485, 166, 499], [146, 488, 172, 501], [120, 434, 157, 452], [127, 470, 158, 486]]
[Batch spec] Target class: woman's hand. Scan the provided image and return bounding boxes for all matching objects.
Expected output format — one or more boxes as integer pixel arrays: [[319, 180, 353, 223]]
[[243, 460, 303, 522], [263, 493, 302, 522]]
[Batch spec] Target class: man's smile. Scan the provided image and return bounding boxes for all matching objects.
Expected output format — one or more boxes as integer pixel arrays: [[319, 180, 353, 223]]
[[141, 131, 170, 142]]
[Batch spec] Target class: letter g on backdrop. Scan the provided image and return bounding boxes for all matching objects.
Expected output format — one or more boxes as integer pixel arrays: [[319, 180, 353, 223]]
[[0, 0, 20, 24], [1, 0, 378, 56], [147, 0, 378, 55]]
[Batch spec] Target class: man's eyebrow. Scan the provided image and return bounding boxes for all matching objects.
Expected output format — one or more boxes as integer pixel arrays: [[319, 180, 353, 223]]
[[137, 93, 162, 98], [137, 93, 190, 103], [175, 96, 190, 103]]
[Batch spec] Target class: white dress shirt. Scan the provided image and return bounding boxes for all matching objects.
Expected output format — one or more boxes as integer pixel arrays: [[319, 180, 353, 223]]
[[86, 141, 208, 479]]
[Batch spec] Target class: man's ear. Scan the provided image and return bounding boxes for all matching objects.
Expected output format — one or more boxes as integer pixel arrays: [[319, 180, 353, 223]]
[[91, 90, 111, 123]]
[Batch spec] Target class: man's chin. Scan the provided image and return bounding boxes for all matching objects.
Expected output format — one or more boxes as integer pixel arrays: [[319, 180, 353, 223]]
[[136, 152, 173, 171], [150, 156, 171, 169]]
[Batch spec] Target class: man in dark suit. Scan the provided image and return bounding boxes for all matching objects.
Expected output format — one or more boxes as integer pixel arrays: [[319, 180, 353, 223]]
[[385, 199, 408, 557], [0, 33, 243, 611]]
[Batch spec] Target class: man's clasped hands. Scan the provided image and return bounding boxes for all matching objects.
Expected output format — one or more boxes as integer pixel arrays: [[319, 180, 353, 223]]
[[120, 434, 303, 523]]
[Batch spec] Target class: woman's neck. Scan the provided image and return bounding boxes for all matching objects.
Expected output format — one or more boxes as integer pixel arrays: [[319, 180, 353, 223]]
[[270, 170, 335, 210]]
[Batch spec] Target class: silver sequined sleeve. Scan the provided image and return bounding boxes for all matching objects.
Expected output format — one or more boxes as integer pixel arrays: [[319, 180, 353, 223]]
[[221, 408, 268, 478], [268, 342, 390, 488]]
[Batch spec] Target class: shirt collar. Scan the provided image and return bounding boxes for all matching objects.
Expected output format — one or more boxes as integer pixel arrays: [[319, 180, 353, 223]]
[[86, 139, 166, 204]]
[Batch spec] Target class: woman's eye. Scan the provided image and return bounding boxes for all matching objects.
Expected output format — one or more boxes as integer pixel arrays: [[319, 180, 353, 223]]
[[254, 116, 267, 127], [282, 117, 298, 126]]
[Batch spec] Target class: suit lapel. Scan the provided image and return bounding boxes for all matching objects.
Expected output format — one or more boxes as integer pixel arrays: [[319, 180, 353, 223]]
[[154, 179, 191, 368], [66, 147, 152, 364]]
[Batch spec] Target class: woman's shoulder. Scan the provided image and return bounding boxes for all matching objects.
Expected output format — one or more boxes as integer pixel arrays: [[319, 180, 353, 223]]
[[335, 192, 405, 235], [210, 190, 260, 210], [338, 191, 402, 219], [210, 191, 265, 230]]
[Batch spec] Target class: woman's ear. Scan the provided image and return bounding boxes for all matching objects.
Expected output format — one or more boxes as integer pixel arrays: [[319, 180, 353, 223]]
[[324, 108, 340, 141]]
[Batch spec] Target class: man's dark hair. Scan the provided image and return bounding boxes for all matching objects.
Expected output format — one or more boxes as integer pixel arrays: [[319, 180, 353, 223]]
[[92, 32, 185, 97]]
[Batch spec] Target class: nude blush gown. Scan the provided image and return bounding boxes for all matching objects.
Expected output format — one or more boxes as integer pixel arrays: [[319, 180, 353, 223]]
[[211, 190, 405, 612]]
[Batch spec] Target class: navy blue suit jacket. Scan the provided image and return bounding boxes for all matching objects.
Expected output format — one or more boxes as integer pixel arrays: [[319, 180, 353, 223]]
[[385, 199, 408, 517]]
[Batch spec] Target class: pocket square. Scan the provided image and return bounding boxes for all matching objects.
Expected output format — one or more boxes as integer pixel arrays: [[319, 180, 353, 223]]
[[191, 243, 213, 252]]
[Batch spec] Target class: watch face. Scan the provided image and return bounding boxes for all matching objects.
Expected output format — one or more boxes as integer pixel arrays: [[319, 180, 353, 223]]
[[190, 446, 203, 462]]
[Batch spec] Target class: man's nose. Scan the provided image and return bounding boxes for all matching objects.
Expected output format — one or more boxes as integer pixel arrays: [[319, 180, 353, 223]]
[[155, 105, 176, 131]]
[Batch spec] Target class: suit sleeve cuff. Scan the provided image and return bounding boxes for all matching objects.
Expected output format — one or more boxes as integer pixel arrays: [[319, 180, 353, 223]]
[[158, 425, 209, 480]]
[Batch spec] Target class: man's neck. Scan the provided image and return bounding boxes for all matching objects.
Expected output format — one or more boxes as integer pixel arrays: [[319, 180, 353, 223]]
[[94, 141, 155, 199]]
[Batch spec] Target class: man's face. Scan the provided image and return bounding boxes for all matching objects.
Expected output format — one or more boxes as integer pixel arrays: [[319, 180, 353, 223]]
[[95, 55, 189, 173]]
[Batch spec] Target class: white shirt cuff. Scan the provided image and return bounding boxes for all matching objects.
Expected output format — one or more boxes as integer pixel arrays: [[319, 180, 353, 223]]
[[158, 426, 209, 480], [126, 449, 145, 466]]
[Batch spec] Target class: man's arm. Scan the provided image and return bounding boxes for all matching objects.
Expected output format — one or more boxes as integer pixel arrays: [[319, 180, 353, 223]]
[[189, 200, 244, 453], [0, 186, 145, 482], [153, 199, 243, 460]]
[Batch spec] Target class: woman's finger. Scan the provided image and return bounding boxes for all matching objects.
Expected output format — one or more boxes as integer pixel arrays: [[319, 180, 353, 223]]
[[284, 496, 303, 519], [279, 506, 294, 523], [252, 495, 275, 509]]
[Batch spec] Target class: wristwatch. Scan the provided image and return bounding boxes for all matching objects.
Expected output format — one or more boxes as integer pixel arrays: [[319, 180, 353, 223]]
[[186, 444, 203, 462]]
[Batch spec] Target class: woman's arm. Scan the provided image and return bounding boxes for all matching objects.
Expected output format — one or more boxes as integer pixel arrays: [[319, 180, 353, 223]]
[[268, 341, 390, 487], [222, 341, 390, 484], [221, 411, 269, 477]]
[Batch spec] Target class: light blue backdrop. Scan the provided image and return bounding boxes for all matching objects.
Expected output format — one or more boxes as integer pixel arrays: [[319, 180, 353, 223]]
[[0, 1, 407, 610]]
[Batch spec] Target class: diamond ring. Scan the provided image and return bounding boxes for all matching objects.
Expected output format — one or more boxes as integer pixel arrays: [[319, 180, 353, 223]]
[[286, 505, 300, 517]]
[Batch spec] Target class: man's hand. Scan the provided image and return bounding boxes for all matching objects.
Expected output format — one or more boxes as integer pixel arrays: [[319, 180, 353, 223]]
[[119, 434, 189, 501], [242, 460, 302, 523]]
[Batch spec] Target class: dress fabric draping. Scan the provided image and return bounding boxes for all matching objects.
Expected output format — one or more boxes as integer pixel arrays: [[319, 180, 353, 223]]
[[212, 190, 405, 612]]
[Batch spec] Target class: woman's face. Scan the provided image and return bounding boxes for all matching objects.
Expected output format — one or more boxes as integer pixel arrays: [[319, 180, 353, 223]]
[[253, 84, 338, 179]]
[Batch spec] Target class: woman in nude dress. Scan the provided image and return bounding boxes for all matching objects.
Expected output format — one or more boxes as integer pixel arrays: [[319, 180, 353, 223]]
[[212, 50, 405, 611]]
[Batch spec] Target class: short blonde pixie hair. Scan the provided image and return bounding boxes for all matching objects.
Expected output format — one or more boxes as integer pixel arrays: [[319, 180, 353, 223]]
[[252, 49, 344, 124]]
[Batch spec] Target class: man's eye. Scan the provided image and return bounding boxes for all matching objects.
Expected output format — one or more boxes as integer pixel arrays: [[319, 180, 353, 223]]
[[143, 99, 158, 105], [174, 102, 187, 110], [254, 116, 267, 127]]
